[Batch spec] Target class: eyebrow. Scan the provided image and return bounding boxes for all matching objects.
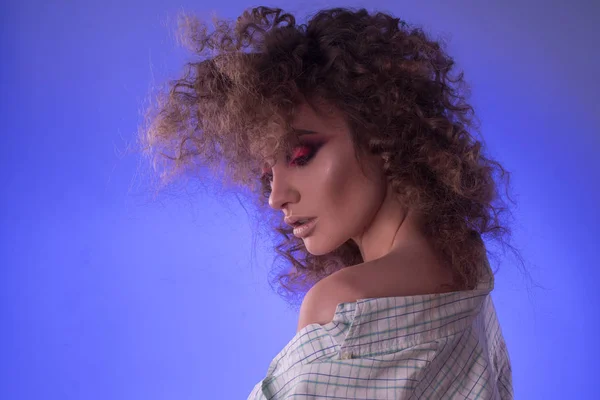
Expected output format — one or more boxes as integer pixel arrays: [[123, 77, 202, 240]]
[[260, 129, 319, 174]]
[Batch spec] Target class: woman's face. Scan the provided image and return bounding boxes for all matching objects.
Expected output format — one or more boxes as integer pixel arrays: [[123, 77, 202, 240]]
[[263, 99, 390, 257]]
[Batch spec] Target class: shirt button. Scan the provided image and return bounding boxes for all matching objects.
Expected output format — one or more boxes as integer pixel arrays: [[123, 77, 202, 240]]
[[340, 352, 352, 360]]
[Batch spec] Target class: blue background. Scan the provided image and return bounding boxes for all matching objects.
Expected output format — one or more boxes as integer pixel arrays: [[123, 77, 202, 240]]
[[1, 0, 598, 398]]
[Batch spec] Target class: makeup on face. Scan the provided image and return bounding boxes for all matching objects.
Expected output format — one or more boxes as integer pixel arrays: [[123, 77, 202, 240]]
[[260, 132, 325, 189]]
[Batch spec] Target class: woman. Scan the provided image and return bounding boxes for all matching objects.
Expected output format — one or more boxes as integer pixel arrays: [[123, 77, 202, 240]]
[[140, 6, 516, 399]]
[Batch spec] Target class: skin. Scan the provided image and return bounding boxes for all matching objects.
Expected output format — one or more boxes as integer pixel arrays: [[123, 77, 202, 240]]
[[264, 98, 456, 329]]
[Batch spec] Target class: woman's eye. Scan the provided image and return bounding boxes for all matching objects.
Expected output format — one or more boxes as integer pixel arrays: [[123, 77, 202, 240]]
[[260, 143, 321, 193], [289, 144, 319, 166]]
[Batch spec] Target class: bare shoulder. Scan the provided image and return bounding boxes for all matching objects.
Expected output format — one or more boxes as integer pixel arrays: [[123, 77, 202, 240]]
[[295, 247, 455, 333], [296, 269, 358, 333]]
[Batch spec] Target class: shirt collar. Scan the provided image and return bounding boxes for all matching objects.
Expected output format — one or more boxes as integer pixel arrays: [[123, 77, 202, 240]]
[[324, 258, 495, 358], [263, 260, 495, 378]]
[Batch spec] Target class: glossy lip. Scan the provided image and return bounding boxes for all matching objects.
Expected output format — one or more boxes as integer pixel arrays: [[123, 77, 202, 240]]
[[292, 218, 317, 238], [284, 216, 316, 228]]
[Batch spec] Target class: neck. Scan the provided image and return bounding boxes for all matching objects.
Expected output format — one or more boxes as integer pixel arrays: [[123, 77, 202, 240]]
[[349, 187, 458, 295], [354, 202, 424, 263]]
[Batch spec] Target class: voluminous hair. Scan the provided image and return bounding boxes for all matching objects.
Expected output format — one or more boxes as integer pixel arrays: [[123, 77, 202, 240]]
[[139, 6, 518, 308]]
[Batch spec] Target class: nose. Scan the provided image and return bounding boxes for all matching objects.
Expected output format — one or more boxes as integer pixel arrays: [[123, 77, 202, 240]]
[[267, 165, 299, 210]]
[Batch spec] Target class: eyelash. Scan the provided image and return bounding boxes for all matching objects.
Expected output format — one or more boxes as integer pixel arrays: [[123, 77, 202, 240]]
[[260, 143, 321, 191]]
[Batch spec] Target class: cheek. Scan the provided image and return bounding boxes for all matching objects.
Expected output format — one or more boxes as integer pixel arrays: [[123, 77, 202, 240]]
[[320, 160, 366, 217], [320, 158, 385, 227], [319, 159, 351, 202]]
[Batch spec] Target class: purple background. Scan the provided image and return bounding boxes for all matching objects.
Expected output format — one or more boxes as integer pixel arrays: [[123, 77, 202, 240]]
[[1, 0, 598, 398]]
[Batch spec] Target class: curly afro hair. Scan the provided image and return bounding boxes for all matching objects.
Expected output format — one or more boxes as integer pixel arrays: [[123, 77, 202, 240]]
[[138, 6, 519, 308]]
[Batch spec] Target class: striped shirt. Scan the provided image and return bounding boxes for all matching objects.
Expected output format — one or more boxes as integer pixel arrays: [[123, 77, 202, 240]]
[[247, 260, 512, 399]]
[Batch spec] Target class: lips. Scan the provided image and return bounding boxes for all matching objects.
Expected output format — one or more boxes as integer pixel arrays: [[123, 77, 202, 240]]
[[284, 216, 316, 227], [294, 218, 315, 227], [292, 217, 317, 238]]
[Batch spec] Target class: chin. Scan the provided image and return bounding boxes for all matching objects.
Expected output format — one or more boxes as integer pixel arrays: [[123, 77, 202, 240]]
[[302, 238, 326, 256], [303, 236, 346, 257]]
